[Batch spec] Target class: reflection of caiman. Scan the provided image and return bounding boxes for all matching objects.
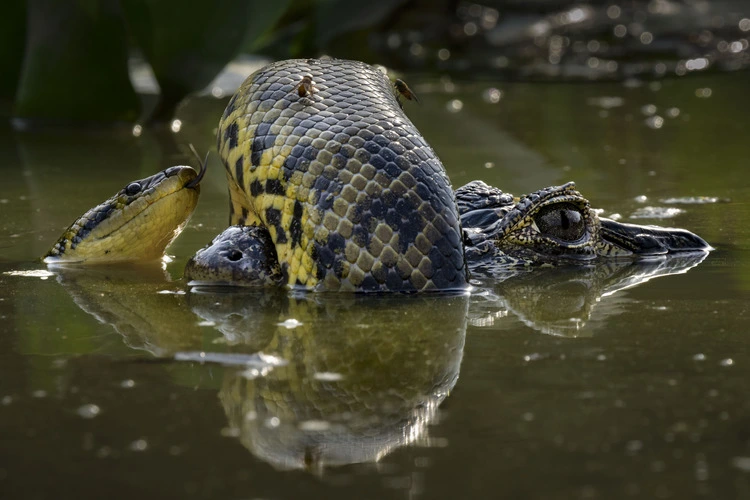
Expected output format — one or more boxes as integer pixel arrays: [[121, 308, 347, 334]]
[[50, 253, 702, 470], [44, 58, 710, 290]]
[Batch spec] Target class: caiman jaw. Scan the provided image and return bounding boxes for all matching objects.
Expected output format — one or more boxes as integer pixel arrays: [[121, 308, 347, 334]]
[[597, 219, 712, 256]]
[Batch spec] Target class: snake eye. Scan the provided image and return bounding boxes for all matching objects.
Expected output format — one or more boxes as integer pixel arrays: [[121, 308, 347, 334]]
[[534, 203, 585, 242], [125, 182, 142, 196]]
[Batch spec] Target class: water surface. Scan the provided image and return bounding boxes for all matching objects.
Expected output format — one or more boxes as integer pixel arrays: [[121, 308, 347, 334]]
[[1, 71, 749, 499]]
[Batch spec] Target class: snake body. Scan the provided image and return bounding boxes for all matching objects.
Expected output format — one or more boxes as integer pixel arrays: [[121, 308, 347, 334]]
[[216, 59, 468, 292]]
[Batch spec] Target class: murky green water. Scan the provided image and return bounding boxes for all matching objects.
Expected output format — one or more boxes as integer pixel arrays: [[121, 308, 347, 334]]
[[1, 71, 749, 499]]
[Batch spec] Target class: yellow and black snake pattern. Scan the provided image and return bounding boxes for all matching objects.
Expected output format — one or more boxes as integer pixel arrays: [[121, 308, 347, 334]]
[[217, 59, 468, 292]]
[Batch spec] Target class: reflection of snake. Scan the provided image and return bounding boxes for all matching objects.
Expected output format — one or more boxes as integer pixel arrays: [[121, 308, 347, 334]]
[[45, 59, 710, 290]]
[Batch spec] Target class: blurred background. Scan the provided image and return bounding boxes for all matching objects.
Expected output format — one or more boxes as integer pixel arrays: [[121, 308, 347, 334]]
[[3, 0, 750, 125]]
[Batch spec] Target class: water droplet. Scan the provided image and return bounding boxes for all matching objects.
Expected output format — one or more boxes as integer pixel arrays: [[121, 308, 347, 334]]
[[277, 318, 302, 329], [740, 18, 750, 32], [446, 99, 463, 113], [220, 427, 241, 437], [129, 439, 148, 451], [484, 162, 494, 169], [645, 116, 664, 129], [314, 372, 344, 381], [265, 417, 281, 428], [720, 358, 734, 367], [482, 88, 502, 104], [32, 390, 47, 398], [131, 124, 142, 137], [77, 404, 101, 419], [120, 379, 136, 388], [634, 195, 648, 203], [299, 420, 331, 431], [693, 353, 706, 361], [1, 396, 13, 406], [170, 119, 182, 133], [437, 48, 450, 61]]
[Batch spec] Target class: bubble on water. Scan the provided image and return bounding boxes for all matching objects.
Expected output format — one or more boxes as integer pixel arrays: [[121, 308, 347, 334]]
[[731, 456, 750, 471], [129, 439, 148, 451], [634, 195, 648, 203], [626, 440, 643, 453], [220, 427, 241, 437], [446, 99, 463, 113], [645, 115, 664, 129], [277, 318, 302, 329], [587, 96, 624, 109], [608, 213, 622, 221], [686, 58, 709, 71], [607, 5, 621, 19], [484, 162, 494, 169], [299, 420, 331, 431], [265, 417, 281, 428], [314, 372, 344, 381], [77, 404, 101, 419], [720, 358, 734, 367], [482, 88, 502, 103], [630, 206, 684, 219]]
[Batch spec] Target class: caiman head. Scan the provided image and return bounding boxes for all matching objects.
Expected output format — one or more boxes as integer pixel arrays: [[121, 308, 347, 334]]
[[457, 180, 711, 266]]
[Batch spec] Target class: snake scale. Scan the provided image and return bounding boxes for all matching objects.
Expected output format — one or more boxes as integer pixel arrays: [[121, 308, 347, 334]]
[[216, 58, 468, 292]]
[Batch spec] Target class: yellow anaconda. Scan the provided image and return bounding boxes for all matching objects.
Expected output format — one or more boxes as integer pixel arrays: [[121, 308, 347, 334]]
[[217, 58, 468, 292]]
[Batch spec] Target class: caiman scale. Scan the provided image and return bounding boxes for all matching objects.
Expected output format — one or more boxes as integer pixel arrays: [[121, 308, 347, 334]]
[[45, 58, 711, 290]]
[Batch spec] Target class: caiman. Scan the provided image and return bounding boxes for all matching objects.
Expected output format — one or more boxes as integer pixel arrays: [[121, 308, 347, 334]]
[[44, 58, 711, 290]]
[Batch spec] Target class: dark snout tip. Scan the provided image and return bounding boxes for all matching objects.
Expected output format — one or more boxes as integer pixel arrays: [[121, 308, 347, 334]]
[[600, 219, 712, 256]]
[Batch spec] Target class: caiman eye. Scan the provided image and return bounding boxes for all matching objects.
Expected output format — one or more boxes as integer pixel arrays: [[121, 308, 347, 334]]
[[125, 182, 142, 196], [534, 203, 585, 242]]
